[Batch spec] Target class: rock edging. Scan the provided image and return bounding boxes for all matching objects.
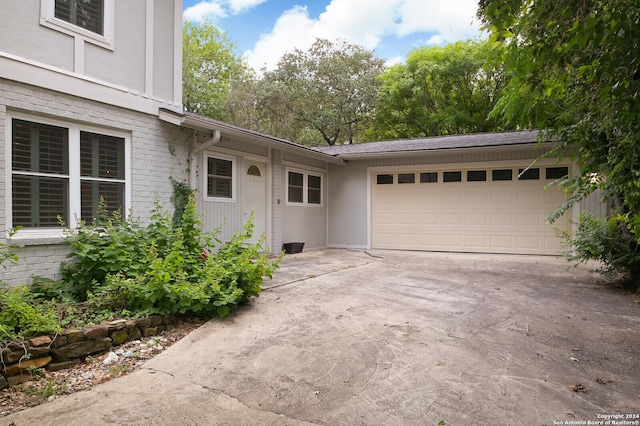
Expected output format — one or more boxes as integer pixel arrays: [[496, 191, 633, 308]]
[[0, 314, 176, 389]]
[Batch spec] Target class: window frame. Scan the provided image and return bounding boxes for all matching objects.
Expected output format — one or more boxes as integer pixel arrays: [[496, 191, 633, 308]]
[[286, 168, 323, 207], [204, 153, 236, 202], [40, 0, 115, 50], [7, 113, 131, 239]]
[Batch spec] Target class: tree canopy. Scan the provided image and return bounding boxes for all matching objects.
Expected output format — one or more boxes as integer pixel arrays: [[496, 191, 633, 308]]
[[369, 40, 509, 140], [257, 38, 386, 146], [478, 0, 640, 284], [182, 20, 248, 120]]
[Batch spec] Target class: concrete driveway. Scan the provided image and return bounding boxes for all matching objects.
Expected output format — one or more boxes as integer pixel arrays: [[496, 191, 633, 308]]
[[3, 250, 639, 425]]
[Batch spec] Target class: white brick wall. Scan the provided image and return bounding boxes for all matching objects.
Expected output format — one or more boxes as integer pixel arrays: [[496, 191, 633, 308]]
[[0, 80, 191, 286]]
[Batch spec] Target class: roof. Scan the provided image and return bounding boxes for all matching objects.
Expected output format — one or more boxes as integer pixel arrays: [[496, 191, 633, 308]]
[[313, 131, 544, 158], [158, 109, 344, 165]]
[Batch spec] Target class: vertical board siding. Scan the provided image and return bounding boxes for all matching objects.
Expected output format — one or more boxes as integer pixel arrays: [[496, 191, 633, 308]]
[[283, 205, 327, 249]]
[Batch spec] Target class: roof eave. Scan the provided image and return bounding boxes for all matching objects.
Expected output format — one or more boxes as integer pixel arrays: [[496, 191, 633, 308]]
[[158, 109, 344, 165]]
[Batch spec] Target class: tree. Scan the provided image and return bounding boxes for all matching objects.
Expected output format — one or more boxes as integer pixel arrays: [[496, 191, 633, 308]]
[[478, 0, 640, 285], [183, 20, 248, 120], [369, 40, 509, 140], [259, 38, 386, 146]]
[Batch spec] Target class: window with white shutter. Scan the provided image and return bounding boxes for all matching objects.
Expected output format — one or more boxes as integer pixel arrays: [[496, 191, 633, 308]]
[[9, 117, 128, 232]]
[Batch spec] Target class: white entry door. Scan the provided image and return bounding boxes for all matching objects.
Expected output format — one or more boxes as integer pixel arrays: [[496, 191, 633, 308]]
[[244, 162, 267, 246]]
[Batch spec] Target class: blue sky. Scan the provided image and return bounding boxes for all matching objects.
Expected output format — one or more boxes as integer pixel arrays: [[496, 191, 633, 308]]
[[183, 0, 484, 71]]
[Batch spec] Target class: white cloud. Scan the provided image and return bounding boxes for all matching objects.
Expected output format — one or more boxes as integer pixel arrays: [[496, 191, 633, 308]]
[[244, 0, 482, 71], [183, 0, 266, 22], [396, 0, 481, 42], [183, 1, 226, 21], [228, 0, 267, 14]]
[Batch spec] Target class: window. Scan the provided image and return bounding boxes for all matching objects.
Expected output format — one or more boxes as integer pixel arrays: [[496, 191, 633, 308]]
[[10, 117, 128, 230], [287, 170, 323, 206], [467, 170, 487, 182], [518, 168, 540, 180], [546, 167, 569, 180], [308, 175, 322, 205], [41, 0, 114, 49], [206, 156, 234, 199], [398, 173, 415, 184], [420, 172, 438, 183], [492, 169, 513, 181], [376, 174, 393, 185], [55, 0, 104, 35], [443, 171, 462, 182]]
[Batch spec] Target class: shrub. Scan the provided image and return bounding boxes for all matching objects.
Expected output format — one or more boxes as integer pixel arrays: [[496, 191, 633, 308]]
[[0, 285, 61, 340], [63, 195, 281, 318], [564, 211, 640, 289]]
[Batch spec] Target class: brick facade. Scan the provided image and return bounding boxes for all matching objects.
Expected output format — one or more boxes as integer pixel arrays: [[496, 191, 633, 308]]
[[0, 80, 191, 286]]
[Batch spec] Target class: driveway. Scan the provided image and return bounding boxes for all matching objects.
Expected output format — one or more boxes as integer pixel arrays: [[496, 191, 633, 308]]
[[3, 250, 639, 425]]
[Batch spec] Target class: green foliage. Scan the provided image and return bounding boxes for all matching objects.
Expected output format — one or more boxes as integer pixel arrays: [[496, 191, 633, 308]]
[[258, 38, 386, 146], [0, 227, 22, 270], [63, 195, 280, 319], [183, 20, 249, 120], [0, 285, 61, 340], [478, 0, 640, 283], [563, 212, 640, 288], [370, 40, 510, 140], [61, 204, 151, 301], [170, 177, 195, 227]]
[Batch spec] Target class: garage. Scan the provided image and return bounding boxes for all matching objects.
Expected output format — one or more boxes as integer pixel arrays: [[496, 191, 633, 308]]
[[372, 163, 571, 255]]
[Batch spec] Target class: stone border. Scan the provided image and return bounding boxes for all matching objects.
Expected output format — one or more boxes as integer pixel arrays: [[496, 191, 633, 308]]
[[0, 314, 175, 389]]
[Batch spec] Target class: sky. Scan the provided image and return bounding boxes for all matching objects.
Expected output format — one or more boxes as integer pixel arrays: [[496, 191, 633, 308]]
[[182, 0, 485, 72]]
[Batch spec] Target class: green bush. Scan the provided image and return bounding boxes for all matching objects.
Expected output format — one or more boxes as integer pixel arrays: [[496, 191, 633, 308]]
[[564, 211, 640, 289], [0, 285, 61, 340], [63, 195, 281, 318]]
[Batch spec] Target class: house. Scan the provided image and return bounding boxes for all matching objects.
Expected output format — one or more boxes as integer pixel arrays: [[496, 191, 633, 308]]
[[1, 2, 603, 287]]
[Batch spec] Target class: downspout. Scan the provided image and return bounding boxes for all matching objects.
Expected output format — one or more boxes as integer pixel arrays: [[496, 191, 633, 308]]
[[189, 129, 221, 190]]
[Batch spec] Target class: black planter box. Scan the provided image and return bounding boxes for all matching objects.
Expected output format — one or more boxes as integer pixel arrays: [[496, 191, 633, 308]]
[[283, 242, 305, 254]]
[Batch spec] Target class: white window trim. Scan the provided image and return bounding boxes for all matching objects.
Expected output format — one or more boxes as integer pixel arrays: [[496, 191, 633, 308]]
[[286, 168, 324, 207], [203, 152, 236, 203], [6, 112, 131, 240], [40, 0, 115, 51]]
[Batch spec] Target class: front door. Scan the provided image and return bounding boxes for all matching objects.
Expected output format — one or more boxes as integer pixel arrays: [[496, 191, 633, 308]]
[[244, 162, 267, 246]]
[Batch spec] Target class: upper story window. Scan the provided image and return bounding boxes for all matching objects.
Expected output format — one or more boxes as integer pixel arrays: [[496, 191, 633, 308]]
[[287, 170, 323, 206], [55, 0, 104, 35], [9, 116, 129, 234], [41, 0, 115, 50], [205, 155, 235, 201]]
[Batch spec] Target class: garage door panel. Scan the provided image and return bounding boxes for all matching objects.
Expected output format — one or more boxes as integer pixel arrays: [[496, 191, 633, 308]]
[[490, 235, 515, 250], [442, 213, 463, 225], [466, 235, 487, 248], [442, 234, 463, 248], [466, 213, 488, 225], [491, 213, 514, 226]]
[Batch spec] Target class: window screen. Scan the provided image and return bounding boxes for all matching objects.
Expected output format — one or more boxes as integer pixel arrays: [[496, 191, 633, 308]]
[[420, 172, 438, 183], [546, 167, 569, 179], [288, 171, 304, 203], [518, 168, 540, 180], [207, 157, 233, 198], [492, 169, 513, 181], [11, 119, 69, 227], [376, 174, 393, 185], [55, 0, 104, 35], [467, 170, 487, 182], [398, 173, 415, 184], [308, 175, 322, 204], [443, 171, 462, 182]]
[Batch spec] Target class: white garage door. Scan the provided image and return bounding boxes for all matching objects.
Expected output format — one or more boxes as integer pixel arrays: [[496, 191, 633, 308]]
[[372, 165, 571, 255]]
